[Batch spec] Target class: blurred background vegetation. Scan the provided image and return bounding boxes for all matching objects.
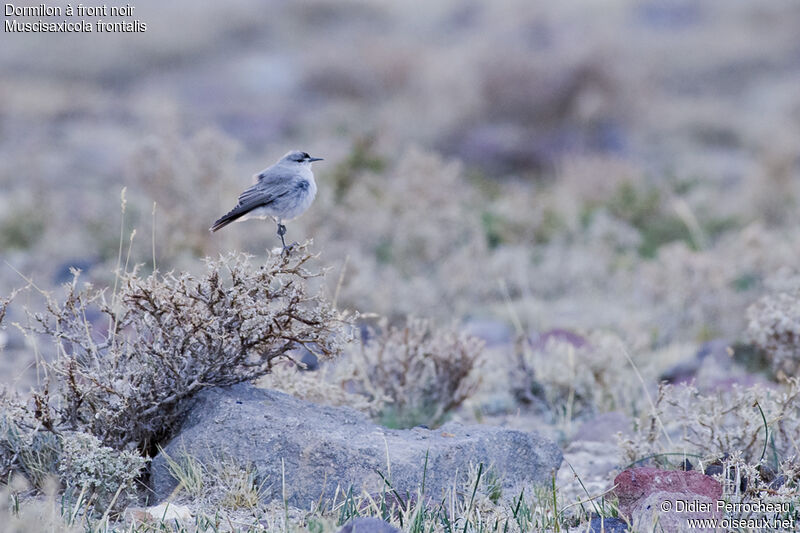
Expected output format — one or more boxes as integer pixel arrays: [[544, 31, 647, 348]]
[[1, 0, 800, 396]]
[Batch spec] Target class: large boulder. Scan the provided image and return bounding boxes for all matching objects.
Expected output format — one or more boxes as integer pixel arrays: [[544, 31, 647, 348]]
[[150, 384, 562, 507]]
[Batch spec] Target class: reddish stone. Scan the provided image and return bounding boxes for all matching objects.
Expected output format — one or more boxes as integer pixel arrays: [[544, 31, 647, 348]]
[[613, 467, 722, 519]]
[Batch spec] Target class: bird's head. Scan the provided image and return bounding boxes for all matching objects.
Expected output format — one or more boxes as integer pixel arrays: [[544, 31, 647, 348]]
[[282, 150, 323, 165]]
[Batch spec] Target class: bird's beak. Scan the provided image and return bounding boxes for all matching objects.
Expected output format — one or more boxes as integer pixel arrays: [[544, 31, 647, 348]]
[[308, 157, 323, 162]]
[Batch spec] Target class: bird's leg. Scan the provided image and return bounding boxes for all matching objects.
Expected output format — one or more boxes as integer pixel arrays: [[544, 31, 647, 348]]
[[276, 222, 287, 244], [276, 222, 292, 255]]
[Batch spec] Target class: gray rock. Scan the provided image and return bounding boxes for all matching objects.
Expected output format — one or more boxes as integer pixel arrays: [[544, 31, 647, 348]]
[[660, 339, 731, 384], [297, 347, 319, 371], [462, 318, 513, 347], [338, 517, 400, 533], [150, 384, 562, 507], [587, 516, 628, 533]]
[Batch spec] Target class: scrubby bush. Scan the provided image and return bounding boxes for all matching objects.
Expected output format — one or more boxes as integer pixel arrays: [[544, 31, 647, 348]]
[[619, 380, 800, 519], [264, 317, 485, 428], [0, 294, 9, 326], [259, 316, 487, 425], [512, 330, 637, 419], [58, 431, 147, 510], [1, 245, 353, 463], [747, 288, 800, 380], [621, 380, 800, 466], [345, 317, 484, 428]]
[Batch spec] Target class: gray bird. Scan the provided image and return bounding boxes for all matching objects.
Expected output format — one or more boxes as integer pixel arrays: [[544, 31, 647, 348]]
[[210, 150, 322, 253]]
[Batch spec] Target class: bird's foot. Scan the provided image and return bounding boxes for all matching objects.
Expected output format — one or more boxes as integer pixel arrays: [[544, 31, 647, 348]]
[[281, 241, 299, 256]]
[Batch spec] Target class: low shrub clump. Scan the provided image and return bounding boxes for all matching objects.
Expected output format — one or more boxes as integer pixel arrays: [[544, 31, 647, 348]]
[[345, 317, 484, 428], [747, 287, 800, 380], [512, 330, 638, 420], [261, 317, 486, 428], [58, 431, 148, 510], [622, 380, 800, 466], [620, 380, 800, 521], [0, 245, 352, 509]]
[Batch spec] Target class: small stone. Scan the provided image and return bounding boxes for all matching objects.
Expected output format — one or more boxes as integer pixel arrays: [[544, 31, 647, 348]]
[[462, 319, 513, 346], [586, 516, 629, 532], [125, 502, 192, 524], [338, 517, 401, 533], [299, 348, 319, 371]]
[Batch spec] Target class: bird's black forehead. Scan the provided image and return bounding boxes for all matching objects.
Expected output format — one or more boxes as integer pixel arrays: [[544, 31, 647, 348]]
[[287, 151, 308, 160]]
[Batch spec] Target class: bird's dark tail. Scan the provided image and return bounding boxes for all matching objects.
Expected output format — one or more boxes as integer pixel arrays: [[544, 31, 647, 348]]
[[209, 205, 247, 232]]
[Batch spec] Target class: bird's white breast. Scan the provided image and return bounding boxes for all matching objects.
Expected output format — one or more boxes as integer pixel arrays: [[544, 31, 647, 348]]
[[247, 165, 317, 222], [282, 174, 317, 221]]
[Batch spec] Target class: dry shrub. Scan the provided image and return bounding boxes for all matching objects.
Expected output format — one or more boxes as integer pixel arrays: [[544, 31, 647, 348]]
[[0, 291, 15, 355], [621, 380, 800, 466], [619, 381, 800, 517], [638, 241, 745, 343], [712, 452, 800, 522], [747, 287, 800, 380], [346, 318, 484, 428], [0, 294, 10, 326], [2, 245, 352, 456], [58, 431, 147, 510], [261, 318, 484, 428], [513, 331, 637, 419]]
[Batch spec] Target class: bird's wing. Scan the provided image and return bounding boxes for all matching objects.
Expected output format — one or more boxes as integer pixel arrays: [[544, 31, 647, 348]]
[[209, 169, 301, 232], [236, 170, 298, 211]]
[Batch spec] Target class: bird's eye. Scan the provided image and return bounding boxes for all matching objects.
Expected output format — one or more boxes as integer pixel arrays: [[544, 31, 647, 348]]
[[302, 152, 310, 159]]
